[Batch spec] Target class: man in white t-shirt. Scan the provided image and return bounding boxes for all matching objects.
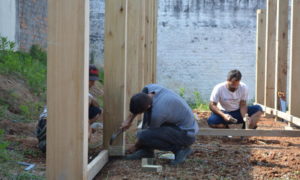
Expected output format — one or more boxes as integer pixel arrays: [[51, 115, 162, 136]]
[[207, 70, 263, 129]]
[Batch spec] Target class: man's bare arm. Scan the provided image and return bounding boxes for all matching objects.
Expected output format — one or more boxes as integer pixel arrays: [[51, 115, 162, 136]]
[[240, 100, 247, 118], [209, 102, 226, 119], [120, 113, 137, 130]]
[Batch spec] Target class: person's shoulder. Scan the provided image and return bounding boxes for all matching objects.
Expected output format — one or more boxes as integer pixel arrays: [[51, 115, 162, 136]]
[[239, 82, 248, 89], [214, 81, 226, 90]]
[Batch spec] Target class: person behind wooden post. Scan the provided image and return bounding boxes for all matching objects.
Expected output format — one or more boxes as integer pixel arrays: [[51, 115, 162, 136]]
[[120, 84, 199, 165], [88, 65, 102, 140], [207, 69, 263, 129], [36, 65, 102, 152]]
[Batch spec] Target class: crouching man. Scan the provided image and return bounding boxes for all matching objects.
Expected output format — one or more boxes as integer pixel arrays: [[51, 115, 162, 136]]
[[120, 84, 199, 165], [207, 69, 263, 129]]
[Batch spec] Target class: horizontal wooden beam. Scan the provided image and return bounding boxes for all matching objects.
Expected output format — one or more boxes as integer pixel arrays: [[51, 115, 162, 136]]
[[256, 103, 300, 126], [198, 128, 300, 137], [87, 150, 109, 180]]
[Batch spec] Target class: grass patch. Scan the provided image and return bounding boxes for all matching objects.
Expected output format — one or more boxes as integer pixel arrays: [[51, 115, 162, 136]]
[[0, 37, 47, 96], [178, 88, 209, 112], [0, 129, 45, 179]]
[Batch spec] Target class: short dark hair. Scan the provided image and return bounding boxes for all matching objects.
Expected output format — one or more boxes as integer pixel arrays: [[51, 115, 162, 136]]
[[130, 93, 152, 114], [227, 69, 242, 81]]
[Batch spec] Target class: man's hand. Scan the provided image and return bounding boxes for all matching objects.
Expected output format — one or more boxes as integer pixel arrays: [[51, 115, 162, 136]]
[[223, 114, 238, 123], [120, 120, 131, 131]]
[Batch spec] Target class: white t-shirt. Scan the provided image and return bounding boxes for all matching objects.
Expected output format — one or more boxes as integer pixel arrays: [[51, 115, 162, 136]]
[[210, 81, 248, 112]]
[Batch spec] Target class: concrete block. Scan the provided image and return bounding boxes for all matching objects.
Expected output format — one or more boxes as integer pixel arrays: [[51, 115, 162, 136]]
[[142, 165, 162, 172]]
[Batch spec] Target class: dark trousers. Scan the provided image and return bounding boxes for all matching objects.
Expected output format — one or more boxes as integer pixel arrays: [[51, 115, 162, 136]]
[[137, 125, 195, 153]]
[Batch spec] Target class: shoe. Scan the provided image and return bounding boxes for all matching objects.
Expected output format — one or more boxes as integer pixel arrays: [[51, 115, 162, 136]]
[[170, 147, 192, 165], [125, 149, 154, 160]]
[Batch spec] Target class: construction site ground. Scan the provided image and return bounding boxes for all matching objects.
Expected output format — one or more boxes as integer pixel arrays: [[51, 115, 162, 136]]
[[1, 111, 300, 179]]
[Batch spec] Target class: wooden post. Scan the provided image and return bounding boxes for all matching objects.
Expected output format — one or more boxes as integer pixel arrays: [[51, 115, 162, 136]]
[[274, 0, 288, 114], [47, 0, 89, 178], [125, 0, 142, 136], [138, 0, 146, 90], [289, 0, 300, 118], [264, 0, 277, 109], [103, 0, 127, 156], [143, 0, 151, 85], [152, 0, 158, 83], [255, 9, 266, 105]]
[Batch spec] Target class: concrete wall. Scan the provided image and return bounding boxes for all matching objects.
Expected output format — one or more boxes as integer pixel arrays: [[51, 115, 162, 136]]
[[0, 0, 16, 43], [90, 0, 105, 68], [156, 0, 265, 102], [17, 0, 48, 51]]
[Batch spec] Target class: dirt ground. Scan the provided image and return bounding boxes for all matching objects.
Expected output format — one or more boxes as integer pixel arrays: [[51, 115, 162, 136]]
[[1, 111, 300, 179], [95, 112, 300, 180]]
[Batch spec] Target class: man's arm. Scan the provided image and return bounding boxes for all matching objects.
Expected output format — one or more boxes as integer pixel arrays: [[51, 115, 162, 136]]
[[209, 101, 232, 122], [240, 100, 247, 118], [89, 95, 99, 107], [120, 113, 137, 130]]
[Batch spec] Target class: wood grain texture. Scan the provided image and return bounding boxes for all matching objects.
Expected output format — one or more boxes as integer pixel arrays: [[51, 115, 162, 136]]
[[255, 9, 266, 105], [47, 0, 89, 178], [264, 0, 277, 108], [289, 0, 300, 118]]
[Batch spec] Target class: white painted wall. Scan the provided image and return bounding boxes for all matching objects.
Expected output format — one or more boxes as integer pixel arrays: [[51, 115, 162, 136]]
[[0, 0, 16, 43]]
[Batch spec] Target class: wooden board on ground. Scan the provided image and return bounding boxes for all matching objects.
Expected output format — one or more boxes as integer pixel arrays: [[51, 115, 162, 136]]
[[198, 128, 300, 137], [87, 150, 109, 180]]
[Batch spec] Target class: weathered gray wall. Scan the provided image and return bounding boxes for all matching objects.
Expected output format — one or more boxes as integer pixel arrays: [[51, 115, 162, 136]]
[[0, 0, 16, 44], [90, 0, 105, 68], [156, 0, 265, 102], [17, 0, 48, 51], [1, 0, 266, 102]]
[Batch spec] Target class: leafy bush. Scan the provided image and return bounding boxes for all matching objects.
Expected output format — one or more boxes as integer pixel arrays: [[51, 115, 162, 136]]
[[191, 91, 209, 111], [0, 37, 47, 95]]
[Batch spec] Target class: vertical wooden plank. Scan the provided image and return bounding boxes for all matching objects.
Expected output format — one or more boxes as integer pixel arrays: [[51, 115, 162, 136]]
[[264, 0, 277, 108], [47, 0, 89, 178], [138, 0, 146, 89], [125, 0, 141, 133], [255, 9, 266, 105], [103, 0, 127, 155], [289, 0, 300, 118], [143, 0, 151, 85], [152, 0, 158, 83], [274, 0, 288, 111]]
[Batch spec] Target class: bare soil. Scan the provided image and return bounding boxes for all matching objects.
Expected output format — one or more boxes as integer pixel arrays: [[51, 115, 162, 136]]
[[95, 112, 300, 180]]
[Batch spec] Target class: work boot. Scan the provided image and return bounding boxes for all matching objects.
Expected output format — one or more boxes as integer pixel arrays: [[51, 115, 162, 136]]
[[170, 147, 192, 165], [125, 149, 154, 160]]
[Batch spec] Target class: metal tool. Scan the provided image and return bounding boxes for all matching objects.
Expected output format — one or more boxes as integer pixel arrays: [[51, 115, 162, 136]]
[[229, 117, 238, 123], [109, 128, 124, 145]]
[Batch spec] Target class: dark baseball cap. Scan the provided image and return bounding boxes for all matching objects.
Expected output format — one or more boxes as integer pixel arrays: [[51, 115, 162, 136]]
[[89, 65, 99, 81]]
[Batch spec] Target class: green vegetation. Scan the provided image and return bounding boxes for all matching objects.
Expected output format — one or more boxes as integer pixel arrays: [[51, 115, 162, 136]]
[[0, 37, 47, 95], [178, 88, 209, 112], [0, 36, 47, 122], [190, 91, 209, 111], [0, 129, 10, 163]]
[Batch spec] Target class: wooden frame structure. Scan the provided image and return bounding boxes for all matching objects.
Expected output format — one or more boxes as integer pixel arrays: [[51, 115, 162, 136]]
[[47, 0, 299, 178], [255, 0, 300, 127], [47, 0, 157, 179]]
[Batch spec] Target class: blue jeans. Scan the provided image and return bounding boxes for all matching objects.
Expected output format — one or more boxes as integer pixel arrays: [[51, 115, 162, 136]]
[[207, 105, 263, 125], [137, 125, 195, 153]]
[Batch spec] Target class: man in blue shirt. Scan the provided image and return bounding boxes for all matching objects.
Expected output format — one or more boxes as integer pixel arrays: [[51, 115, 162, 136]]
[[121, 84, 199, 165]]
